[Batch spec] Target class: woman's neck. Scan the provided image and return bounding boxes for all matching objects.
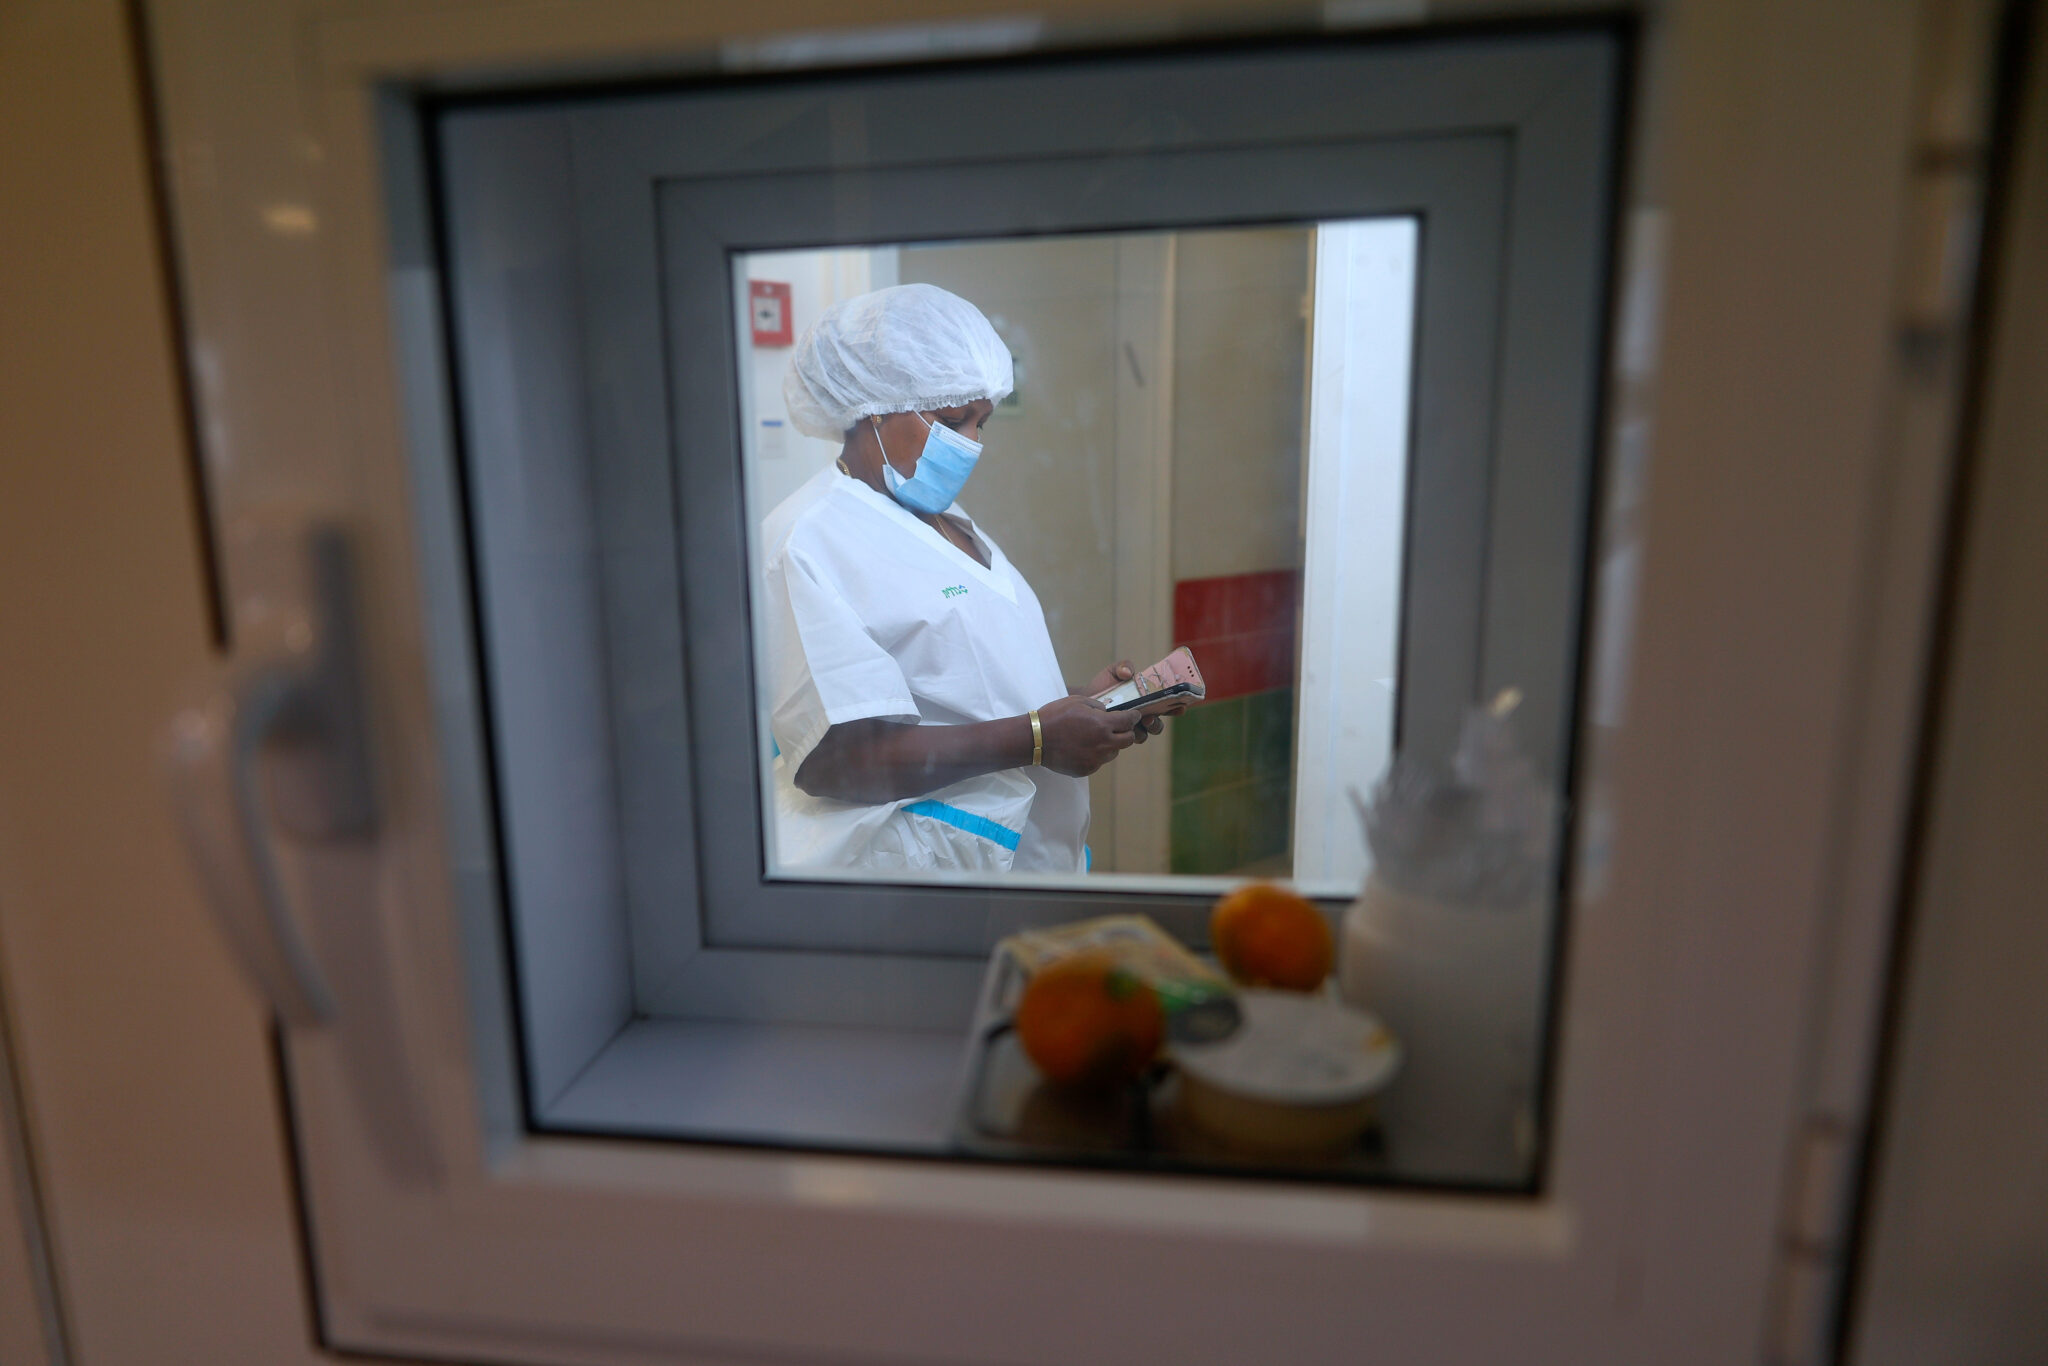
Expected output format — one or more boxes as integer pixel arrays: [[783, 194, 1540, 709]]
[[838, 431, 889, 498], [839, 428, 987, 567]]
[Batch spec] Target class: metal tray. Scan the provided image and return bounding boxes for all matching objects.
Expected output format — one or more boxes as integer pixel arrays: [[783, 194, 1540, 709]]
[[949, 945, 1392, 1179]]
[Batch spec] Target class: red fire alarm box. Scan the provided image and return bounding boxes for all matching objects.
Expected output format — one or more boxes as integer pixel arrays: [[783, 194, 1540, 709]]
[[749, 280, 793, 347]]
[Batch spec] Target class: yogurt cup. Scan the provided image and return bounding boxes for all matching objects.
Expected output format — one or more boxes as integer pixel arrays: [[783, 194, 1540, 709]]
[[1170, 990, 1401, 1155]]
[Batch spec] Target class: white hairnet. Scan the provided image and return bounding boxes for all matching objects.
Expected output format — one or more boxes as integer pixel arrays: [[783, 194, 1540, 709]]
[[783, 283, 1014, 440]]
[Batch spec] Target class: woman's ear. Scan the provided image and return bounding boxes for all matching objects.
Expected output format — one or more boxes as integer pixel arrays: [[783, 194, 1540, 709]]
[[878, 411, 934, 473]]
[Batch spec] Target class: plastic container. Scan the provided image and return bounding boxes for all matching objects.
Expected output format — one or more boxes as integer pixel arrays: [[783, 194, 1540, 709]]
[[1339, 872, 1546, 1183], [1170, 990, 1400, 1156]]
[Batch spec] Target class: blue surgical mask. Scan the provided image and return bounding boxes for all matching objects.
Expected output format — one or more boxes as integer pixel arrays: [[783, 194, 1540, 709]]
[[874, 412, 981, 514]]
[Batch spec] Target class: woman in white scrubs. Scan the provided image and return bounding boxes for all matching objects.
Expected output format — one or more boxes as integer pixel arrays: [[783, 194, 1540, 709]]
[[762, 283, 1168, 874]]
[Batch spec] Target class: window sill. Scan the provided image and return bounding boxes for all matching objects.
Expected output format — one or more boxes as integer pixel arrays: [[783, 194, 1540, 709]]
[[541, 1016, 967, 1153]]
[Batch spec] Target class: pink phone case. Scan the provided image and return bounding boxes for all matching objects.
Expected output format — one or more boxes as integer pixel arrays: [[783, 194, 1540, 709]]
[[1097, 646, 1206, 714]]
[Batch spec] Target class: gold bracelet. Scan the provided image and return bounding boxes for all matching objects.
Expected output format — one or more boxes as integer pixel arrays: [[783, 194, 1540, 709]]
[[1029, 709, 1043, 767]]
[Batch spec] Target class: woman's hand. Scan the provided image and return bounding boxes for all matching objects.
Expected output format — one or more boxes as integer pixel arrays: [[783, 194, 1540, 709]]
[[1036, 695, 1141, 777], [1072, 660, 1181, 745], [1077, 660, 1136, 698]]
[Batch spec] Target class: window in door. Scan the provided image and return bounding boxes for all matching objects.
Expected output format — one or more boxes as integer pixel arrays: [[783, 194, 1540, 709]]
[[427, 30, 1616, 1187]]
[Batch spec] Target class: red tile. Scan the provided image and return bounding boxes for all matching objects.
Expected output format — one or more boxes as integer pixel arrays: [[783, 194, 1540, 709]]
[[1242, 627, 1299, 693], [1174, 577, 1231, 645], [1221, 573, 1257, 636], [1193, 635, 1252, 701], [1228, 569, 1303, 635], [1177, 573, 1302, 698], [1278, 569, 1303, 616]]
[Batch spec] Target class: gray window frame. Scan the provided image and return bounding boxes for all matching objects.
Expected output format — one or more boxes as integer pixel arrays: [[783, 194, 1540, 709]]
[[431, 32, 1619, 1067]]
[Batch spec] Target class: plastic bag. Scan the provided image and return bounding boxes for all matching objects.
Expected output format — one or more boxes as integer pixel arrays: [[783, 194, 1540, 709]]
[[1353, 689, 1560, 907]]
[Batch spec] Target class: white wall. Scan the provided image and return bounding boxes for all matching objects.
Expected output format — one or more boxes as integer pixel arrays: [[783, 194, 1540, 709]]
[[1169, 227, 1312, 581], [1292, 219, 1417, 889], [896, 237, 1122, 689], [739, 247, 897, 519], [898, 236, 1130, 860]]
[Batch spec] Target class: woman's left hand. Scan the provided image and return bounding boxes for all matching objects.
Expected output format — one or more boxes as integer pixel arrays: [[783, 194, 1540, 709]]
[[1079, 660, 1136, 697], [1077, 660, 1181, 742]]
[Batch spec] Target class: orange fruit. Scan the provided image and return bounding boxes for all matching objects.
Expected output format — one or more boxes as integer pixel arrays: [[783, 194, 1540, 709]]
[[1210, 882, 1334, 991], [1014, 950, 1165, 1089]]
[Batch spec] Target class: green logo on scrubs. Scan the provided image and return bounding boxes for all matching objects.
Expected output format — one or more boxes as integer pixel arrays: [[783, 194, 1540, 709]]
[[941, 585, 968, 598]]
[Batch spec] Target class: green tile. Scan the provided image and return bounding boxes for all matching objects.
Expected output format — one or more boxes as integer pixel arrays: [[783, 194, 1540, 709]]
[[1241, 775, 1294, 865], [1169, 696, 1246, 801], [1170, 788, 1247, 875], [1246, 687, 1295, 781]]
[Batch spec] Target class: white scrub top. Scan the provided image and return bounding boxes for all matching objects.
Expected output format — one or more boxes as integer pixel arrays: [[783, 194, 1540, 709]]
[[760, 464, 1089, 874]]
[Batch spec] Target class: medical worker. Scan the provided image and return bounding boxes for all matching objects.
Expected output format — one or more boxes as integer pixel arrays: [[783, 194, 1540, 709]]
[[762, 283, 1169, 874]]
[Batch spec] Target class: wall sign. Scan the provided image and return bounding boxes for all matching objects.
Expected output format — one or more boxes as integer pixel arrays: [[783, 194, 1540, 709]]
[[749, 280, 793, 347]]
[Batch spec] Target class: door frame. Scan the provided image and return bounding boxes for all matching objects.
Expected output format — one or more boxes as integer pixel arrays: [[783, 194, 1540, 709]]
[[1106, 232, 1179, 875]]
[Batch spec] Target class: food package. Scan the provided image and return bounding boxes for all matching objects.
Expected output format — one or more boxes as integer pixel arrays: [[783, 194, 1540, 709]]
[[1002, 915, 1240, 1043]]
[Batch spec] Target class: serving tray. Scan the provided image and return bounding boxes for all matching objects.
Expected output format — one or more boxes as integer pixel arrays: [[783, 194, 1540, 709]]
[[949, 944, 1392, 1180]]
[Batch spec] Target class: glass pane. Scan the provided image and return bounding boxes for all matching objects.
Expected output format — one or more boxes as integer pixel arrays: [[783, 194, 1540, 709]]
[[432, 25, 1621, 1186], [738, 221, 1415, 896]]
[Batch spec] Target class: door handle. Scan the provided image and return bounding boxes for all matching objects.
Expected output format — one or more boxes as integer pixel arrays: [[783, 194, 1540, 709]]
[[164, 526, 372, 1025], [164, 524, 441, 1185]]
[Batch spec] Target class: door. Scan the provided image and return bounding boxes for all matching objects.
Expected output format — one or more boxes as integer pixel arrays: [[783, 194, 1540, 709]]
[[112, 1, 1976, 1363]]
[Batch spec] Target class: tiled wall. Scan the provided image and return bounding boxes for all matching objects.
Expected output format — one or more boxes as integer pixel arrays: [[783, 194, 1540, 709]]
[[1169, 571, 1300, 875]]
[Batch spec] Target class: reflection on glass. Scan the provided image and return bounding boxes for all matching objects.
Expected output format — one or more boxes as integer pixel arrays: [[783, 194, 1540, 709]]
[[740, 222, 1416, 891]]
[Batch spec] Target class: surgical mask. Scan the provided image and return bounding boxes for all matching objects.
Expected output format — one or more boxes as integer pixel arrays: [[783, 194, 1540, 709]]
[[873, 412, 981, 514]]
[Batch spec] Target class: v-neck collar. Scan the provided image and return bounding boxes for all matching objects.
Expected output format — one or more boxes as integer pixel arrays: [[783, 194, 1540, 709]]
[[834, 472, 1018, 602], [930, 511, 993, 571]]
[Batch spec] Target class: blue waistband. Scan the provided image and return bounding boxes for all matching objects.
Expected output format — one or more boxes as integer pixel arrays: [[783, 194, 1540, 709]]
[[901, 799, 1022, 852]]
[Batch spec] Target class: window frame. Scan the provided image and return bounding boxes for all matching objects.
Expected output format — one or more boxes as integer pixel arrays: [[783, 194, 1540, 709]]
[[432, 35, 1621, 1041], [666, 142, 1504, 955]]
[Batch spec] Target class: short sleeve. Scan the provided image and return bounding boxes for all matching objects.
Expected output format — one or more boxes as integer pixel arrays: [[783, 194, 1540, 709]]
[[764, 542, 920, 775]]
